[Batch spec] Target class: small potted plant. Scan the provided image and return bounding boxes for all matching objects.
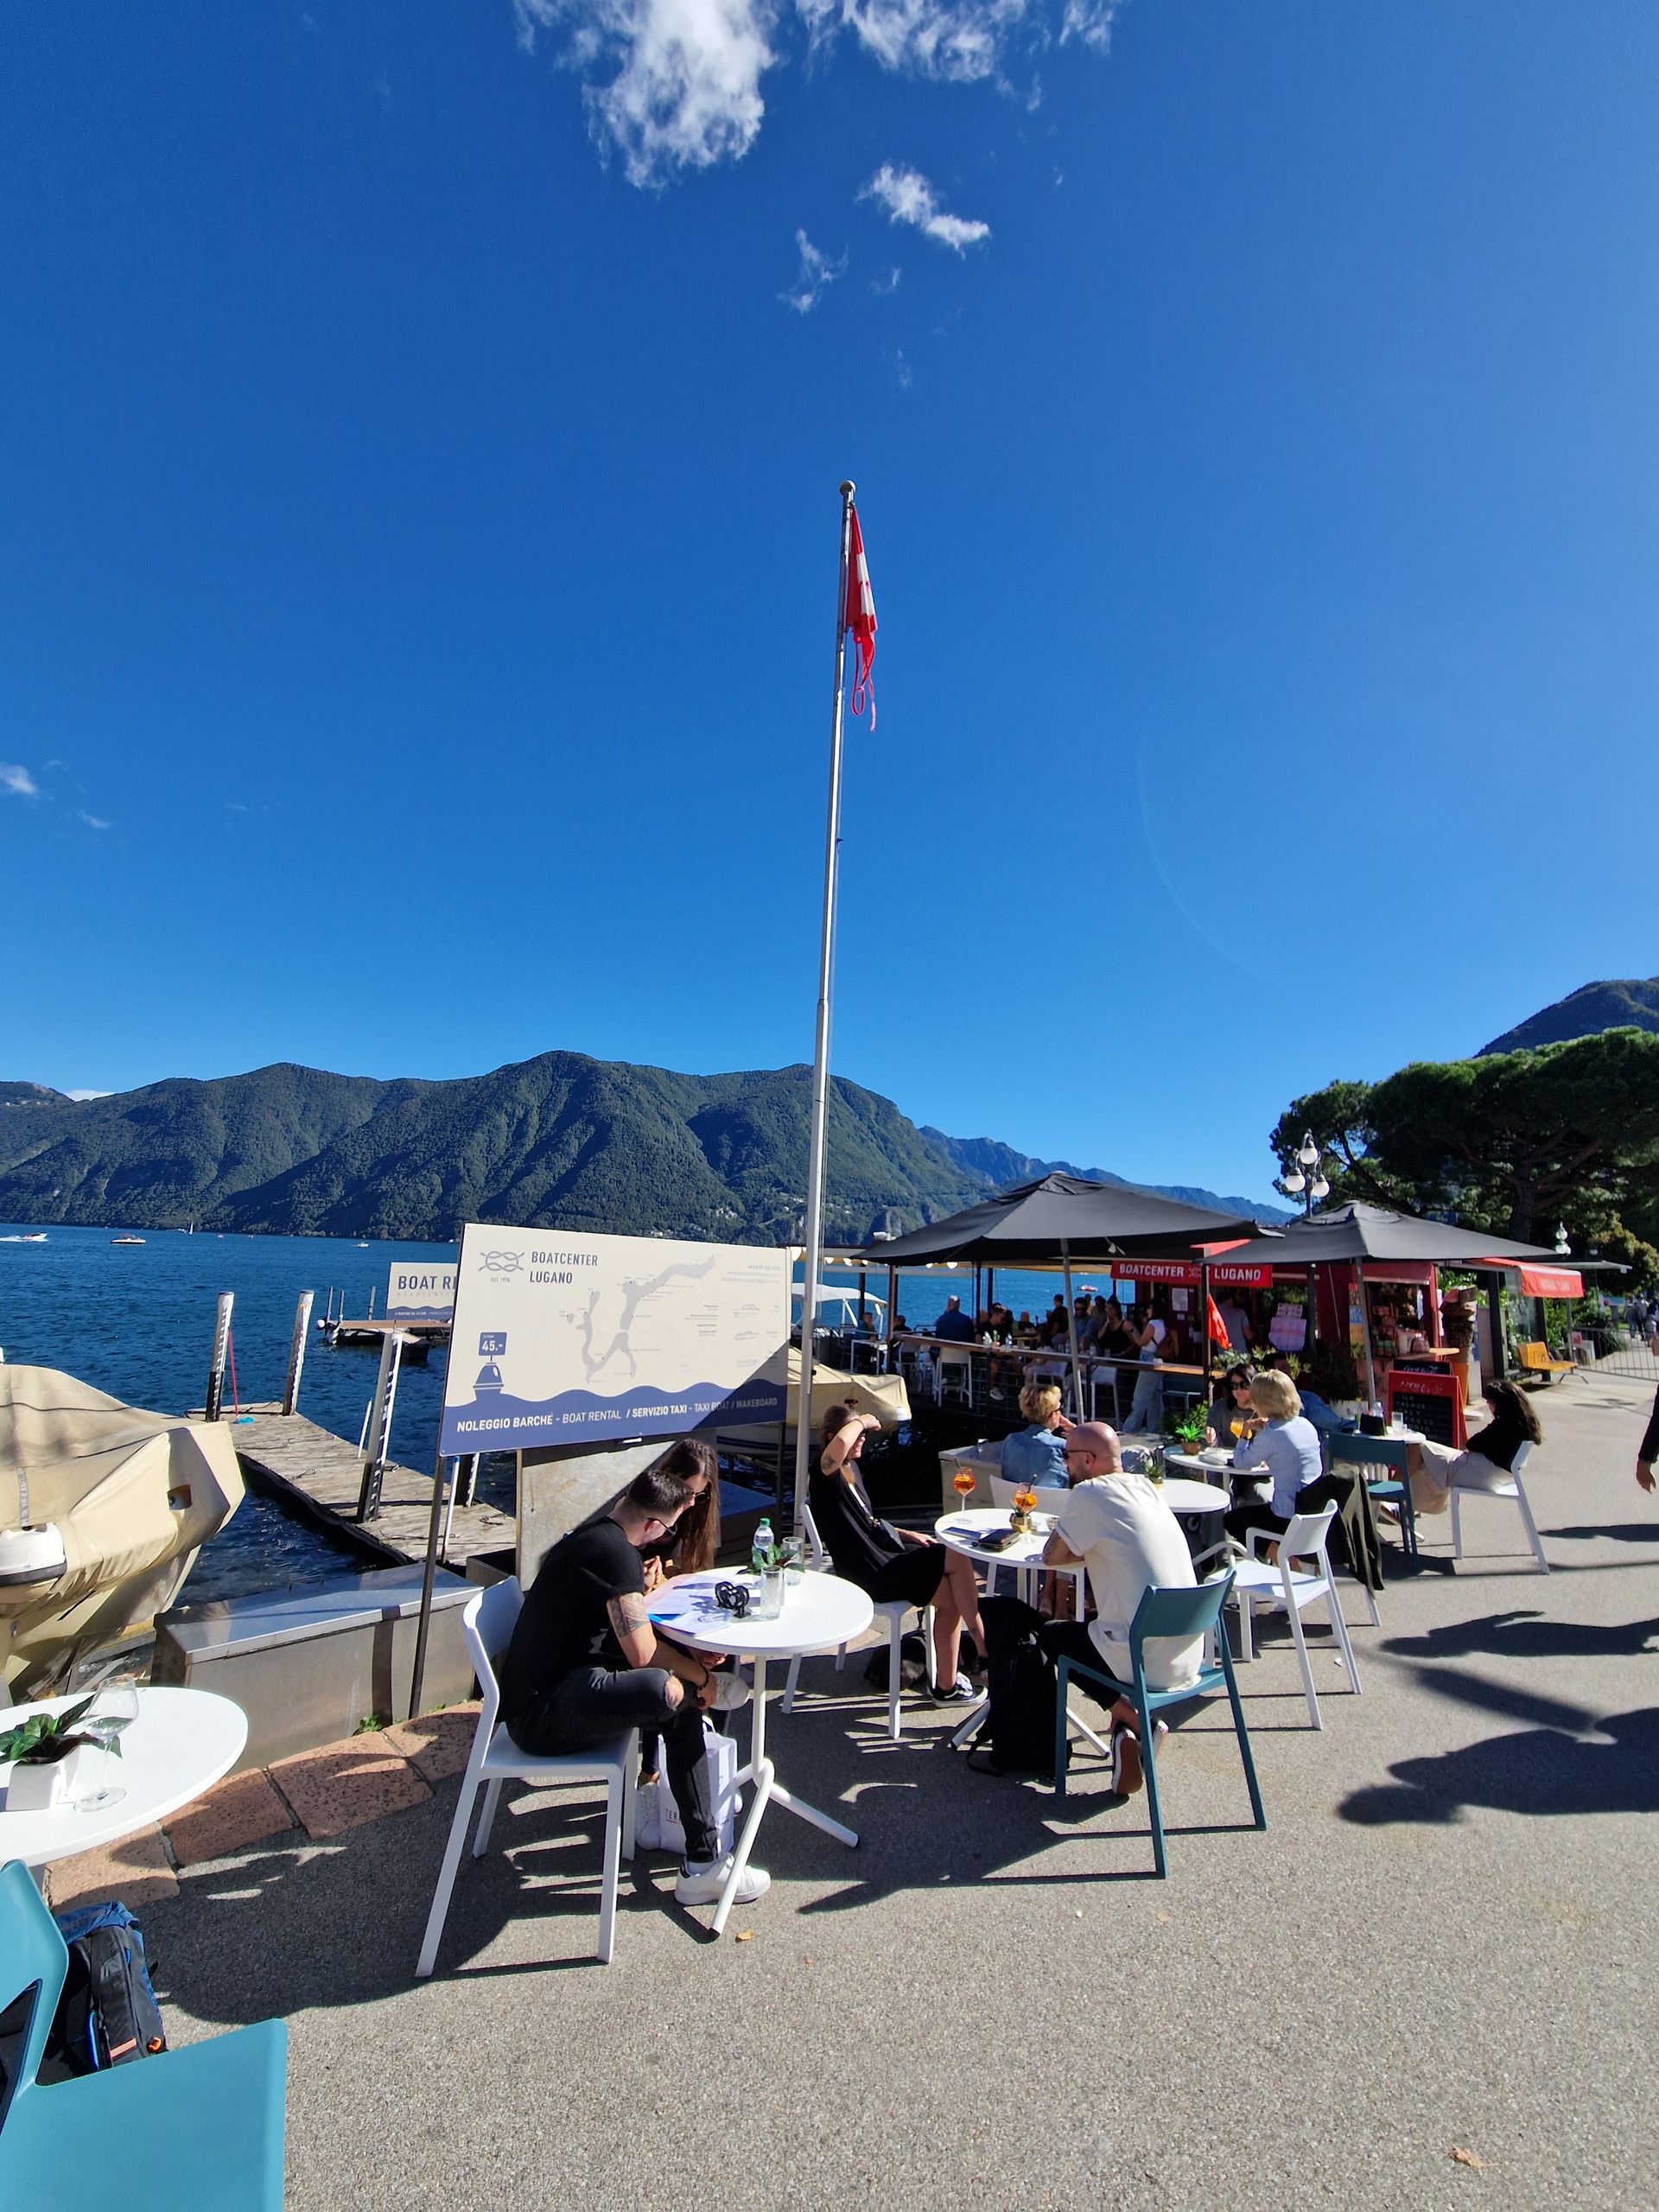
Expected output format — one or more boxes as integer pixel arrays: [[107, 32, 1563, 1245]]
[[0, 1695, 133, 1812]]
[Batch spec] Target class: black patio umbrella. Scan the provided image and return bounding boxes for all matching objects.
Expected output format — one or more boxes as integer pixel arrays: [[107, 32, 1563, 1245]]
[[844, 1173, 1260, 1268], [1203, 1200, 1555, 1269]]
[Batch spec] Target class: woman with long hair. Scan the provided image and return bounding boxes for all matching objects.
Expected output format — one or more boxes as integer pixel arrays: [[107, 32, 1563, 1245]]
[[637, 1437, 735, 1786], [639, 1438, 721, 1580], [1407, 1379, 1543, 1514], [810, 1402, 984, 1703]]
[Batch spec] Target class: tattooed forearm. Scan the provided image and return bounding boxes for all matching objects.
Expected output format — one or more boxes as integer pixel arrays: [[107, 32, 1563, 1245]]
[[607, 1591, 650, 1641]]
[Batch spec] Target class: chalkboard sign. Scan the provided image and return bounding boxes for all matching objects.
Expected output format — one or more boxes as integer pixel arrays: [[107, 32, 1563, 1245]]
[[1385, 1367, 1465, 1448]]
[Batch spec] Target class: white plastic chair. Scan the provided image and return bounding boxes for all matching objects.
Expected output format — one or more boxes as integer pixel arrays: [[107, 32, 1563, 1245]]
[[779, 1504, 935, 1738], [1228, 1503, 1365, 1730], [937, 1350, 973, 1405], [1450, 1438, 1548, 1573], [416, 1580, 638, 1977]]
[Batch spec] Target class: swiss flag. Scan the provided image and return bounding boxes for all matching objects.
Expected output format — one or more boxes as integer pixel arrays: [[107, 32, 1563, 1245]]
[[843, 505, 877, 728]]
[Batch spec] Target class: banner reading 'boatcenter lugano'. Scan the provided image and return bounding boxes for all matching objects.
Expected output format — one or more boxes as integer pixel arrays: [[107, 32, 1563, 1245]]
[[439, 1224, 790, 1455]]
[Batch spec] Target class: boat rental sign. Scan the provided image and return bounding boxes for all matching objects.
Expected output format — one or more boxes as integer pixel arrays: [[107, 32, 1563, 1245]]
[[439, 1225, 790, 1454]]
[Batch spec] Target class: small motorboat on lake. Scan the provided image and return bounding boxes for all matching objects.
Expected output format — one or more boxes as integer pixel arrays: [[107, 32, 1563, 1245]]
[[110, 1234, 145, 1246]]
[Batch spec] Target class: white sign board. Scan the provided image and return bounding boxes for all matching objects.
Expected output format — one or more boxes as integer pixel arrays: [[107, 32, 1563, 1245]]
[[385, 1263, 456, 1320], [439, 1225, 789, 1455]]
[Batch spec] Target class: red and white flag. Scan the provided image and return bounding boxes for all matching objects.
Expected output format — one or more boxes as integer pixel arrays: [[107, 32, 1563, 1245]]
[[843, 505, 877, 728], [1206, 1294, 1231, 1350]]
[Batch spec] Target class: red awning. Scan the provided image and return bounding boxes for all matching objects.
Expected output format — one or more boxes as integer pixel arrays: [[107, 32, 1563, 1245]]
[[1511, 1262, 1583, 1299]]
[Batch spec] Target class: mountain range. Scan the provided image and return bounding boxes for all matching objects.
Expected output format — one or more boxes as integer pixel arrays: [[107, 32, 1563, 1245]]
[[0, 1055, 1284, 1243], [1481, 977, 1659, 1055]]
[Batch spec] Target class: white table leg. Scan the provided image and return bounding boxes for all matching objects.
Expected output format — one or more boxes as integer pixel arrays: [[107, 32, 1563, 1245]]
[[709, 1654, 859, 1937]]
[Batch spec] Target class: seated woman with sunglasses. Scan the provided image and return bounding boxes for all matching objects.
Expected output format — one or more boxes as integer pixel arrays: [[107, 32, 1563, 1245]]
[[1205, 1364, 1255, 1448], [810, 1402, 986, 1704], [498, 1465, 766, 1910], [635, 1438, 737, 1786]]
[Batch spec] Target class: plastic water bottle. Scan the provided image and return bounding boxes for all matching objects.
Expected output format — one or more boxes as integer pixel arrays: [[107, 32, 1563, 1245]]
[[751, 1516, 775, 1577]]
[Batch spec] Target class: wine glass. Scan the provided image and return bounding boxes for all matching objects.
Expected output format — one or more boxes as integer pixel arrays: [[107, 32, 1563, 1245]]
[[1229, 1418, 1245, 1442], [73, 1676, 139, 1814], [952, 1468, 976, 1508]]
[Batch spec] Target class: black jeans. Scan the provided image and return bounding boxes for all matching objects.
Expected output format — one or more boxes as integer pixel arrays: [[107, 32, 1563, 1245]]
[[1036, 1620, 1130, 1707], [512, 1666, 717, 1865]]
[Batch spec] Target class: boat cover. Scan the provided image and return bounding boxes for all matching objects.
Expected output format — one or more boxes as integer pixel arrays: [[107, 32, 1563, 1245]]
[[0, 1366, 244, 1699]]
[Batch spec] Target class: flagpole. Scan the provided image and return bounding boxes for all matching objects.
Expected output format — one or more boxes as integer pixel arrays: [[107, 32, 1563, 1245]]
[[792, 480, 857, 1535]]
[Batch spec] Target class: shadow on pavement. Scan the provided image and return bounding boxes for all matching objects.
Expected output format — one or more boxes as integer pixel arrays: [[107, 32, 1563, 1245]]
[[1338, 1705, 1659, 1826], [1381, 1610, 1659, 1664], [1548, 1524, 1659, 1546]]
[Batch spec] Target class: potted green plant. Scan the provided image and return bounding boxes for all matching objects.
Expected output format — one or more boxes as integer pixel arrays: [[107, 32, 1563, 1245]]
[[0, 1694, 132, 1811]]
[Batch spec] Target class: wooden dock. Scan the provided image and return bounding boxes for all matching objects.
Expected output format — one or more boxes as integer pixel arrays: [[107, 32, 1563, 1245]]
[[320, 1318, 450, 1356], [206, 1408, 514, 1573]]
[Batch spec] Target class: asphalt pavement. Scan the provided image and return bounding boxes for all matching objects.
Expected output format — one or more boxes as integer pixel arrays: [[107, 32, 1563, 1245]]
[[151, 1364, 1659, 2211]]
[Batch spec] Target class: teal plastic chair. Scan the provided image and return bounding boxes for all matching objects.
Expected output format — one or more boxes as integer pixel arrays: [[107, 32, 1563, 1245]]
[[1052, 1575, 1266, 1878], [0, 1859, 287, 2209], [1325, 1431, 1415, 1560]]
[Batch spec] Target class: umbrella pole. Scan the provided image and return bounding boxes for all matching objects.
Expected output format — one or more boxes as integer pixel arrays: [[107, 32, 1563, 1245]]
[[1200, 1261, 1212, 1395], [1062, 1242, 1086, 1420], [1358, 1267, 1379, 1408]]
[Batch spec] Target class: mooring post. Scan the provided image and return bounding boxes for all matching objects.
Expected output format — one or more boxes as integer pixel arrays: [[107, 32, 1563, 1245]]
[[204, 1292, 234, 1422], [356, 1329, 405, 1520], [282, 1290, 315, 1416]]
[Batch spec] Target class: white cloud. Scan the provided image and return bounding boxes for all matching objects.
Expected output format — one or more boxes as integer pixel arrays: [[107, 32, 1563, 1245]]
[[516, 0, 779, 186], [0, 763, 37, 798], [1058, 0, 1119, 49], [513, 0, 1116, 185], [871, 264, 902, 295], [779, 229, 846, 312], [67, 1089, 112, 1102], [79, 811, 112, 831], [804, 0, 1027, 80], [860, 162, 989, 251]]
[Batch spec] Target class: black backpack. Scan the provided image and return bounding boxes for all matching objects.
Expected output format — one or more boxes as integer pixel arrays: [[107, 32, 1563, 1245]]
[[977, 1595, 1058, 1779], [41, 1900, 167, 2081]]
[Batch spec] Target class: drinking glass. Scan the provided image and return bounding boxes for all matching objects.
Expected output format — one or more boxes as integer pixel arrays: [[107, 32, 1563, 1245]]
[[780, 1535, 805, 1582], [73, 1677, 140, 1813], [952, 1468, 977, 1505]]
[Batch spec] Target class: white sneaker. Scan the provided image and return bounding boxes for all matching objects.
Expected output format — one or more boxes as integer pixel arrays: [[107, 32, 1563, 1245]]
[[705, 1673, 751, 1713], [676, 1855, 771, 1908]]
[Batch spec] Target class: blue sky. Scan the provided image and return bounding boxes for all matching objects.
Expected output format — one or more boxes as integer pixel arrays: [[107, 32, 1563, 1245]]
[[3, 2, 1656, 1203]]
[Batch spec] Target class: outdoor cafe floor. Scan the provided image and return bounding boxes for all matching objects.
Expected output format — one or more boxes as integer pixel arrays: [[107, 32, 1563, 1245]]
[[66, 1371, 1659, 2210]]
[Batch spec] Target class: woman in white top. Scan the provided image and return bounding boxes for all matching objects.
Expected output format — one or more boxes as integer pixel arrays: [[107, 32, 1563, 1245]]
[[1120, 1308, 1167, 1434], [1224, 1368, 1323, 1545]]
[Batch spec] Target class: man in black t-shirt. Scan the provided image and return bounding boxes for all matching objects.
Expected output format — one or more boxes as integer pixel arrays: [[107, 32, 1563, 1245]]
[[499, 1465, 770, 1911]]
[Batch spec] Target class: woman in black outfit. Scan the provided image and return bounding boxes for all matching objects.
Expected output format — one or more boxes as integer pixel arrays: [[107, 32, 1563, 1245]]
[[1406, 1379, 1542, 1514], [809, 1403, 984, 1704]]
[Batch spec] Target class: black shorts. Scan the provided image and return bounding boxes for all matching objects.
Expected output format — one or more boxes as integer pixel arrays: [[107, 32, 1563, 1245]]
[[868, 1543, 950, 1610]]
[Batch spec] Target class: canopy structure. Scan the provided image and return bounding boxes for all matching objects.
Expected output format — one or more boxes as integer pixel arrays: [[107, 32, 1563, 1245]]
[[843, 1174, 1261, 1415], [1209, 1201, 1558, 1271], [843, 1173, 1258, 1269], [1205, 1201, 1572, 1401]]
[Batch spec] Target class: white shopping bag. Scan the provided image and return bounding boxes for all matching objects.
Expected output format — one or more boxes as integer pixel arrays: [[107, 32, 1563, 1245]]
[[634, 1720, 741, 1857]]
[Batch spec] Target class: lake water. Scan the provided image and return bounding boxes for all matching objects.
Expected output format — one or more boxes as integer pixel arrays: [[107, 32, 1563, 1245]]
[[0, 1221, 466, 1605], [0, 1223, 1090, 1607]]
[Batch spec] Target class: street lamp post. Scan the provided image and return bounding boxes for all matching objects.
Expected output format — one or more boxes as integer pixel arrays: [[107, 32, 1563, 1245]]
[[1281, 1131, 1331, 1222]]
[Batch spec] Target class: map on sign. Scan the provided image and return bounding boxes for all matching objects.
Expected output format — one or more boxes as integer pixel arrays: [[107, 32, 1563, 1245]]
[[439, 1224, 790, 1454]]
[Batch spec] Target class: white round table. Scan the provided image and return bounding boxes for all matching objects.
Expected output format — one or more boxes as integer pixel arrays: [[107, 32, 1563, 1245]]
[[0, 1688, 248, 1874], [646, 1567, 874, 1936]]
